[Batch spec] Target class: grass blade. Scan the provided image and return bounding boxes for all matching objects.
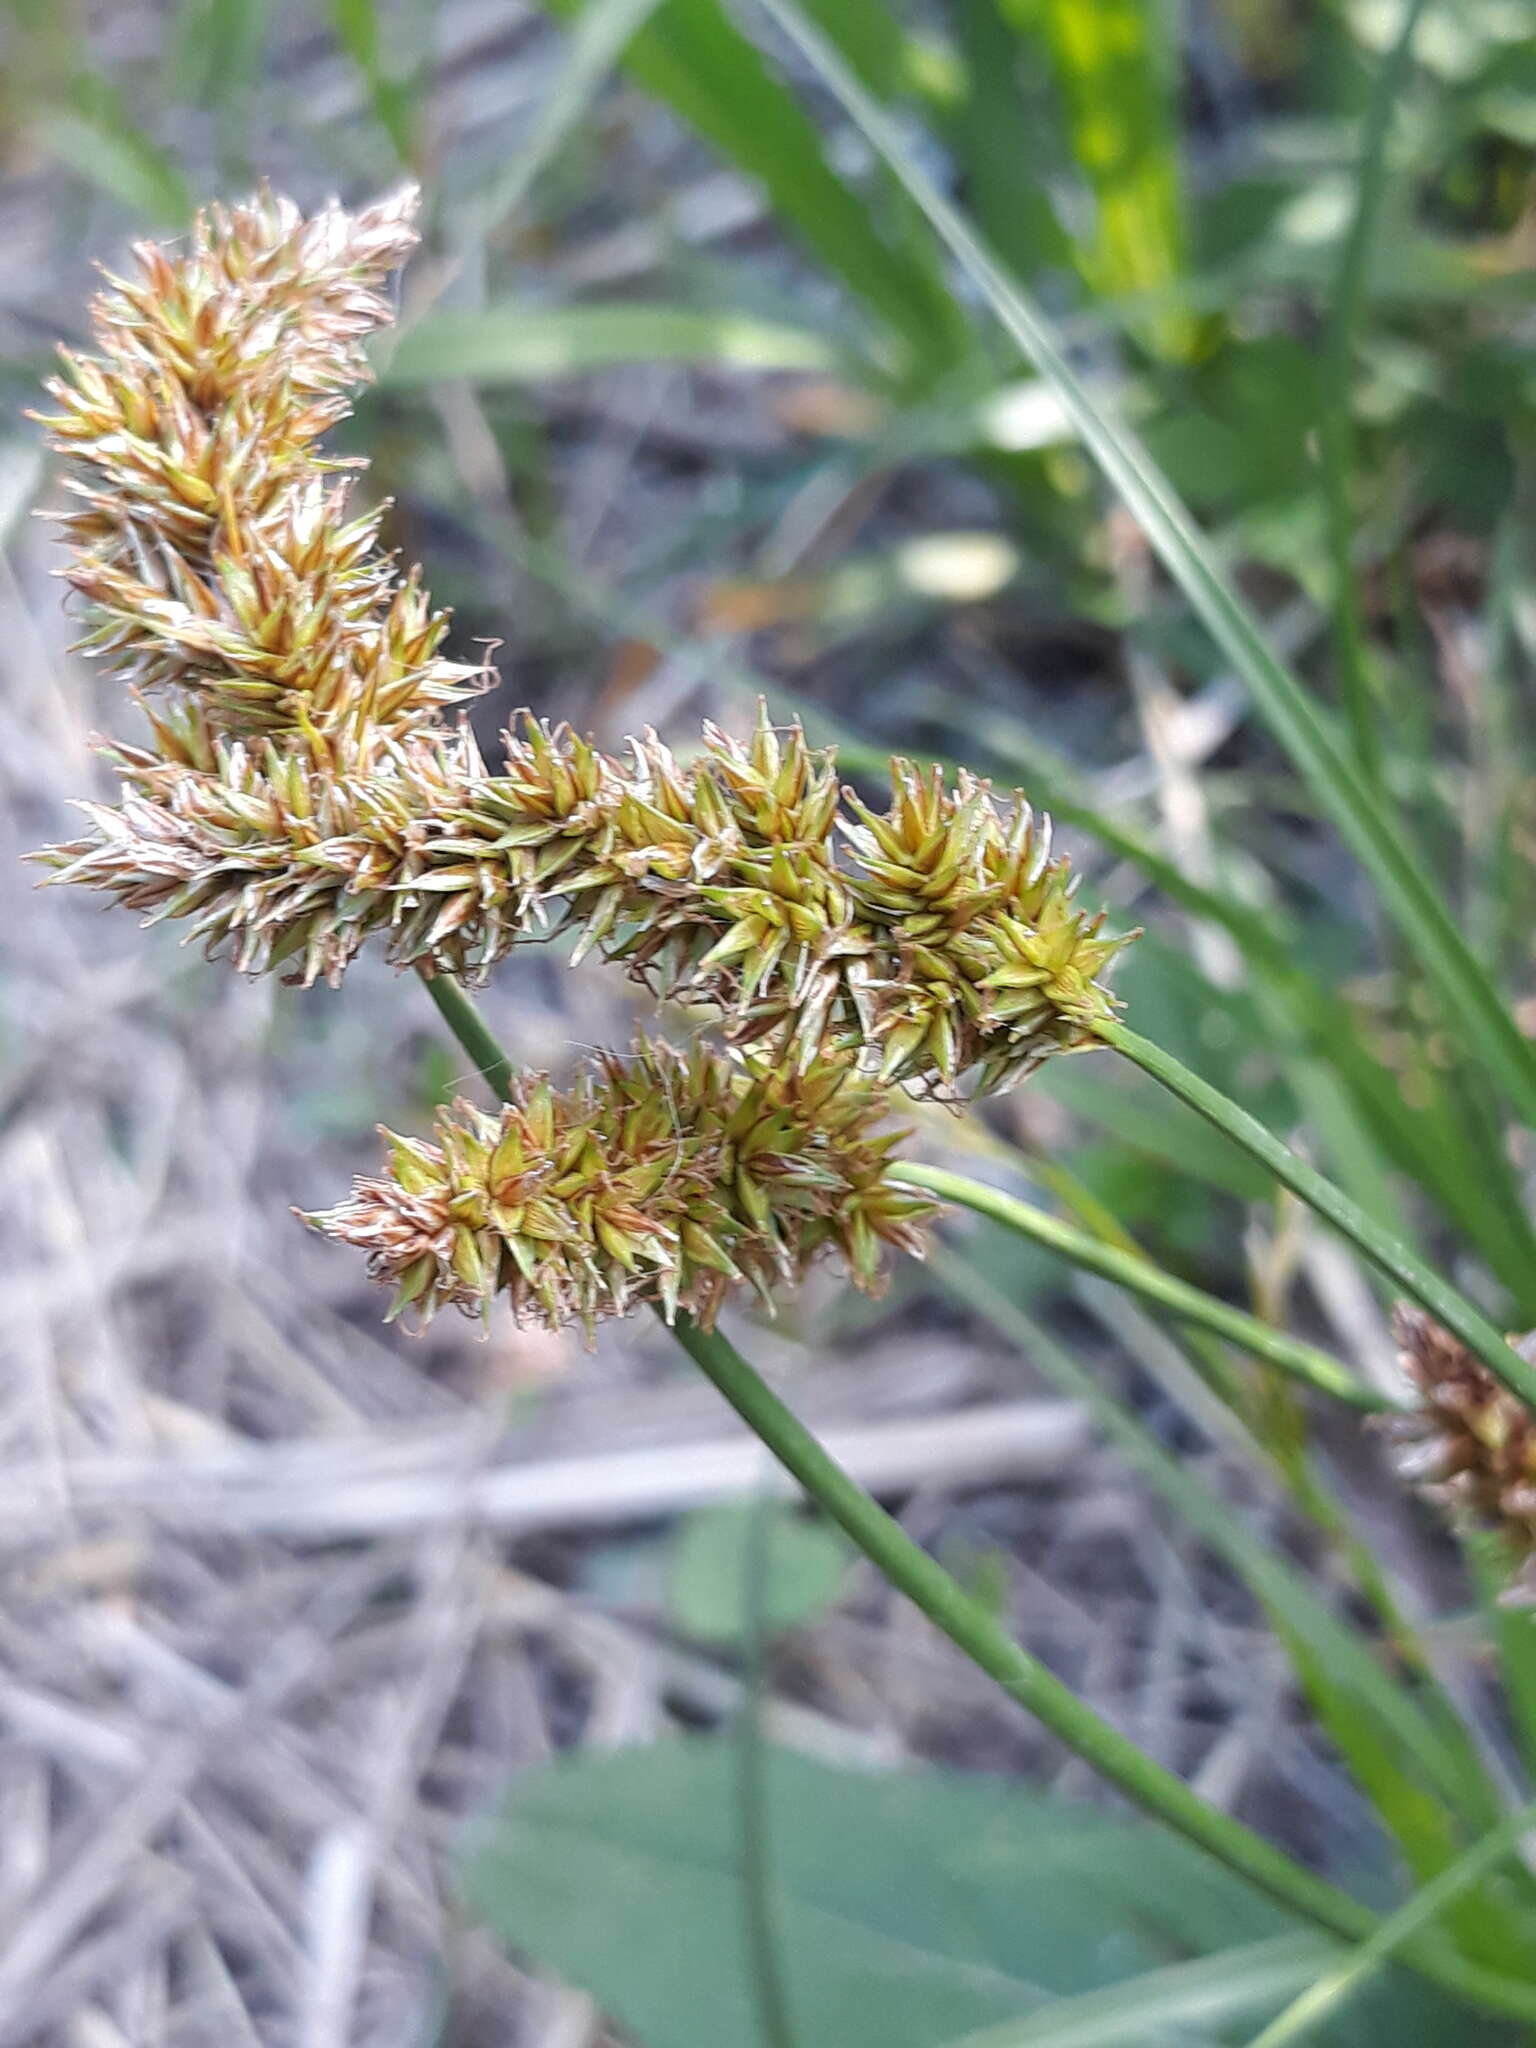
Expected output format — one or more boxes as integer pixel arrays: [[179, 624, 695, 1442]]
[[1028, 0, 1193, 357], [1318, 0, 1428, 784], [1101, 1020, 1536, 1408], [754, 0, 1536, 1128], [928, 1249, 1509, 1849], [465, 0, 668, 233], [45, 77, 192, 225], [942, 1932, 1331, 2048], [329, 0, 421, 165], [384, 301, 846, 384], [1244, 1799, 1536, 2048], [531, 0, 963, 366], [896, 1163, 1385, 1411]]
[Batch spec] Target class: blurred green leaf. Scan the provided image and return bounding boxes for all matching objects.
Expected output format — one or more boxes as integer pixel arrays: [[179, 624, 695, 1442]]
[[465, 0, 667, 231], [670, 1502, 850, 1643], [329, 0, 420, 165], [384, 301, 847, 383], [171, 0, 270, 109], [44, 78, 191, 225], [1020, 0, 1194, 356], [464, 1740, 1496, 2047]]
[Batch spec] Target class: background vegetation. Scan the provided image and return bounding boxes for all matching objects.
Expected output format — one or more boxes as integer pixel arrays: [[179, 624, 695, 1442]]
[[10, 0, 1536, 2042]]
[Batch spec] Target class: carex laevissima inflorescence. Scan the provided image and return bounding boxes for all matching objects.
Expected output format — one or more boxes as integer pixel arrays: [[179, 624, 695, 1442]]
[[32, 185, 1133, 1339]]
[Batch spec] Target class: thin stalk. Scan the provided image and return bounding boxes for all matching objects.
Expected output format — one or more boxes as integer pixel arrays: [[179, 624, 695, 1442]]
[[737, 1481, 799, 2048], [667, 1307, 1358, 1931], [421, 972, 516, 1100], [892, 1162, 1388, 1413], [421, 976, 1536, 2022], [1245, 1798, 1536, 2048], [1098, 1021, 1536, 1410], [1319, 0, 1428, 784]]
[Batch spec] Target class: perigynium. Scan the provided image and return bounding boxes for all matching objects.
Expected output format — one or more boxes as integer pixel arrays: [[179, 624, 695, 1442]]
[[32, 182, 1135, 1333]]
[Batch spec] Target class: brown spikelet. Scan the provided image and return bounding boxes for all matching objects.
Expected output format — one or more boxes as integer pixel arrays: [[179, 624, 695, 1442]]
[[1385, 1305, 1536, 1587], [35, 183, 482, 744], [301, 1041, 937, 1340]]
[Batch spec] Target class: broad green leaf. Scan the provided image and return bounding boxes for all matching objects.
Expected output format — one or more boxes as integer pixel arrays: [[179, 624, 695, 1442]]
[[384, 302, 845, 384], [463, 1740, 1493, 2047], [670, 1502, 851, 1643]]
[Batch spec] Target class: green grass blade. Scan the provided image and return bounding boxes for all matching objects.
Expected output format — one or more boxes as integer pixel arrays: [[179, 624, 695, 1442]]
[[45, 77, 192, 225], [329, 0, 420, 165], [1101, 1021, 1536, 1407], [383, 301, 847, 384], [465, 0, 668, 232], [1025, 0, 1193, 357], [1318, 0, 1428, 784], [929, 1250, 1508, 1847], [897, 1163, 1385, 1411], [531, 0, 963, 365], [1244, 1799, 1536, 2048], [755, 0, 1536, 1129], [946, 0, 1069, 283], [942, 1932, 1332, 2048], [1469, 1532, 1536, 1787]]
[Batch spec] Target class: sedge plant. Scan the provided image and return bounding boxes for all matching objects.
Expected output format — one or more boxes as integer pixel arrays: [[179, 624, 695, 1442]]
[[32, 186, 1536, 2033]]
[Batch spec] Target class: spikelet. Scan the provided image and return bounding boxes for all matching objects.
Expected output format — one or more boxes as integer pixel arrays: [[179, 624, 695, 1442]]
[[35, 184, 481, 743], [842, 758, 1131, 1093], [302, 1041, 936, 1338], [38, 720, 493, 987], [423, 710, 1133, 1094], [1384, 1305, 1536, 1593]]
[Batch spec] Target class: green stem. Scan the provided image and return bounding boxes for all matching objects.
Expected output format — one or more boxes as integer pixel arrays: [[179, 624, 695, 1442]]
[[421, 972, 516, 1100], [668, 1309, 1360, 1930], [738, 1483, 799, 2048], [420, 975, 1536, 2023], [892, 1162, 1388, 1413], [1098, 1021, 1536, 1410]]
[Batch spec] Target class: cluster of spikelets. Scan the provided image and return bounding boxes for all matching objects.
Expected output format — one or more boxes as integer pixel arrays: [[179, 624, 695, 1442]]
[[32, 184, 1133, 1337], [304, 1041, 934, 1337], [45, 682, 1129, 1091], [1384, 1306, 1536, 1599]]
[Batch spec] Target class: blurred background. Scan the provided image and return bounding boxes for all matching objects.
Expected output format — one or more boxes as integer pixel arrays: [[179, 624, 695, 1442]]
[[6, 0, 1536, 2042]]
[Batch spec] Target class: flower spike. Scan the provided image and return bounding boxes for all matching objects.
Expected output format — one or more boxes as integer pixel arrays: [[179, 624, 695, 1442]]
[[302, 1041, 936, 1339]]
